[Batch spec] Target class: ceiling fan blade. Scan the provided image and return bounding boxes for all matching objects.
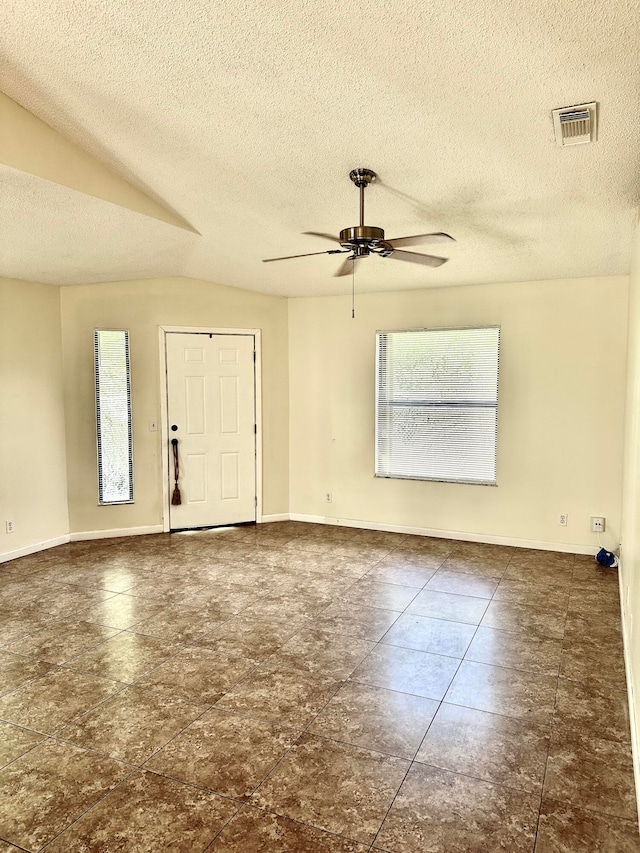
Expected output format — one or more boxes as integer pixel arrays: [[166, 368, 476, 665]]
[[303, 231, 342, 244], [262, 249, 347, 263], [334, 256, 359, 277], [387, 232, 455, 248], [388, 249, 448, 268]]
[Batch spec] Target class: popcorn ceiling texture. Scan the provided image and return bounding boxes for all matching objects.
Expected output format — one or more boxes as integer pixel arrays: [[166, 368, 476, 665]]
[[0, 0, 639, 296]]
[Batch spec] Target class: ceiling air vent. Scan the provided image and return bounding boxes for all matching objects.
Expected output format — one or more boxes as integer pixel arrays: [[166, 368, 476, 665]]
[[552, 102, 597, 147]]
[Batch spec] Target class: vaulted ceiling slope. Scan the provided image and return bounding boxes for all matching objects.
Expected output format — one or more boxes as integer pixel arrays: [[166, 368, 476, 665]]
[[1, 0, 639, 296]]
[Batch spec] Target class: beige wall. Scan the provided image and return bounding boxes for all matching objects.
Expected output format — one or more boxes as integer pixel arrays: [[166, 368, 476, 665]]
[[289, 276, 628, 550], [621, 217, 640, 808], [60, 277, 289, 534], [0, 277, 69, 559]]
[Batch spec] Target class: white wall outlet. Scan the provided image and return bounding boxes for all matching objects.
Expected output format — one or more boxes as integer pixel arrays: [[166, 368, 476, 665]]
[[149, 420, 158, 431], [325, 492, 332, 503], [591, 516, 605, 533], [558, 513, 568, 527], [5, 520, 14, 534]]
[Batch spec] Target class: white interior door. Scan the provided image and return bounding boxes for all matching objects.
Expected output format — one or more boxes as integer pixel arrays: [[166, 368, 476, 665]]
[[166, 332, 256, 530]]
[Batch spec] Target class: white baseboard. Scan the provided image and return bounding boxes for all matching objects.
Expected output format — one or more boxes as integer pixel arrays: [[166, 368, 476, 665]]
[[618, 562, 640, 825], [261, 514, 291, 523], [0, 534, 70, 564], [70, 525, 164, 542], [288, 513, 598, 554]]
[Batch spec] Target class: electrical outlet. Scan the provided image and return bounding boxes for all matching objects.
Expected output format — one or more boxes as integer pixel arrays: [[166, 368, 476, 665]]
[[558, 513, 568, 527], [590, 516, 605, 533], [325, 492, 332, 503], [5, 520, 14, 534]]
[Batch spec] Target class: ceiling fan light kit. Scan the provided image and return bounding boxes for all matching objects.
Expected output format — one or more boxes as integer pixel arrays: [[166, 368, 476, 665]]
[[262, 168, 455, 276]]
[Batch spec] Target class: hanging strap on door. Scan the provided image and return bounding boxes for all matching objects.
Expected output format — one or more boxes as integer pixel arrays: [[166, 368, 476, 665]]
[[171, 438, 182, 505]]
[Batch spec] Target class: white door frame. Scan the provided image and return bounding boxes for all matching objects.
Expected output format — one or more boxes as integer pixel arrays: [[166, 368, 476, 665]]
[[159, 325, 263, 532]]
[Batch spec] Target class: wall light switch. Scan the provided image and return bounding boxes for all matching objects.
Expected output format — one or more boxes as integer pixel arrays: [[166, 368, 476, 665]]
[[149, 420, 158, 432]]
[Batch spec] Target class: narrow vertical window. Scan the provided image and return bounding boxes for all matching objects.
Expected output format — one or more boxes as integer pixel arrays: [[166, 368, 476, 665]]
[[94, 330, 134, 504]]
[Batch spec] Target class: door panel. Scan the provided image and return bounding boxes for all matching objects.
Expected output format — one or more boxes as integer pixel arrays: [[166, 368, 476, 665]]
[[166, 332, 256, 529]]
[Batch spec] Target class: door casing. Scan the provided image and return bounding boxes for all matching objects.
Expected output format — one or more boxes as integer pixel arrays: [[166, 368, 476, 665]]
[[159, 325, 263, 532]]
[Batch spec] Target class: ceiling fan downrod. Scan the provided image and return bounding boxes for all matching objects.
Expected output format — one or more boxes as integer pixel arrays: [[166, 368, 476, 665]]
[[341, 168, 389, 257]]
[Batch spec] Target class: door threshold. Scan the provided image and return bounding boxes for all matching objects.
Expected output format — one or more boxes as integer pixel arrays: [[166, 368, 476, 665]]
[[170, 521, 256, 533]]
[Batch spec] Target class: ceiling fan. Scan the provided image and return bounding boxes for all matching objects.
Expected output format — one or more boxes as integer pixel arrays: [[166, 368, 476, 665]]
[[262, 168, 455, 276]]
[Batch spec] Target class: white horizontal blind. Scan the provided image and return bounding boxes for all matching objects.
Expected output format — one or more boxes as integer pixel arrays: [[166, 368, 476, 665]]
[[94, 330, 134, 504], [376, 327, 500, 485]]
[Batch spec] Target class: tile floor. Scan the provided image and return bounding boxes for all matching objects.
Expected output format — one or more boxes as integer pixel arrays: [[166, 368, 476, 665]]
[[0, 522, 637, 852]]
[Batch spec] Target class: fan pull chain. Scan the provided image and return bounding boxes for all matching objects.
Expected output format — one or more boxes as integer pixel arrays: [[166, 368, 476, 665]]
[[352, 257, 355, 319]]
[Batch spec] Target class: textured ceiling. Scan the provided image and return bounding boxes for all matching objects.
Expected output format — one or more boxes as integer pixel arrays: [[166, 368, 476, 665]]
[[1, 0, 639, 296]]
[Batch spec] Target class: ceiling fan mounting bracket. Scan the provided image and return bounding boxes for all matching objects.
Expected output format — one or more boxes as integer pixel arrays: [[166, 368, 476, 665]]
[[349, 168, 377, 187]]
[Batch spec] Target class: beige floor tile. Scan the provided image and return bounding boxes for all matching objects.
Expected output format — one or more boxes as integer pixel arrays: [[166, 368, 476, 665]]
[[59, 686, 206, 764], [252, 733, 409, 844], [146, 707, 298, 798], [376, 763, 539, 853], [44, 769, 238, 852], [0, 739, 129, 851], [308, 681, 438, 758]]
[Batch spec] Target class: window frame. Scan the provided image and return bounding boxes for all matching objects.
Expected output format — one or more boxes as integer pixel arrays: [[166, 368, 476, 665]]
[[94, 328, 135, 505], [374, 325, 501, 486]]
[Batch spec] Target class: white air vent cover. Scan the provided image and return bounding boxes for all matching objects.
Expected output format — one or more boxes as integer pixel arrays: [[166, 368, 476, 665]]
[[552, 102, 597, 147]]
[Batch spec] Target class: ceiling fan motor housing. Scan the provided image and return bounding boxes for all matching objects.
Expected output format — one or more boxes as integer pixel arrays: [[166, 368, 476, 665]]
[[340, 225, 385, 246]]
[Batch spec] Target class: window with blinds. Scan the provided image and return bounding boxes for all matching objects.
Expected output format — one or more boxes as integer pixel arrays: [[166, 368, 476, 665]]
[[94, 330, 134, 504], [375, 326, 500, 485]]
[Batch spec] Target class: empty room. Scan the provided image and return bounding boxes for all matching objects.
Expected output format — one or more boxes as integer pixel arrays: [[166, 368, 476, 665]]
[[1, 1, 640, 851]]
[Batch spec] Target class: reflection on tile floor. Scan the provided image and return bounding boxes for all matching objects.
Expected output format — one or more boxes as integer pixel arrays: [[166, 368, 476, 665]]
[[0, 522, 637, 851]]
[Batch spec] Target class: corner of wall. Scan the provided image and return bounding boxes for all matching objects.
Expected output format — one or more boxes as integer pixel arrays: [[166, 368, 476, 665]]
[[620, 210, 640, 822]]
